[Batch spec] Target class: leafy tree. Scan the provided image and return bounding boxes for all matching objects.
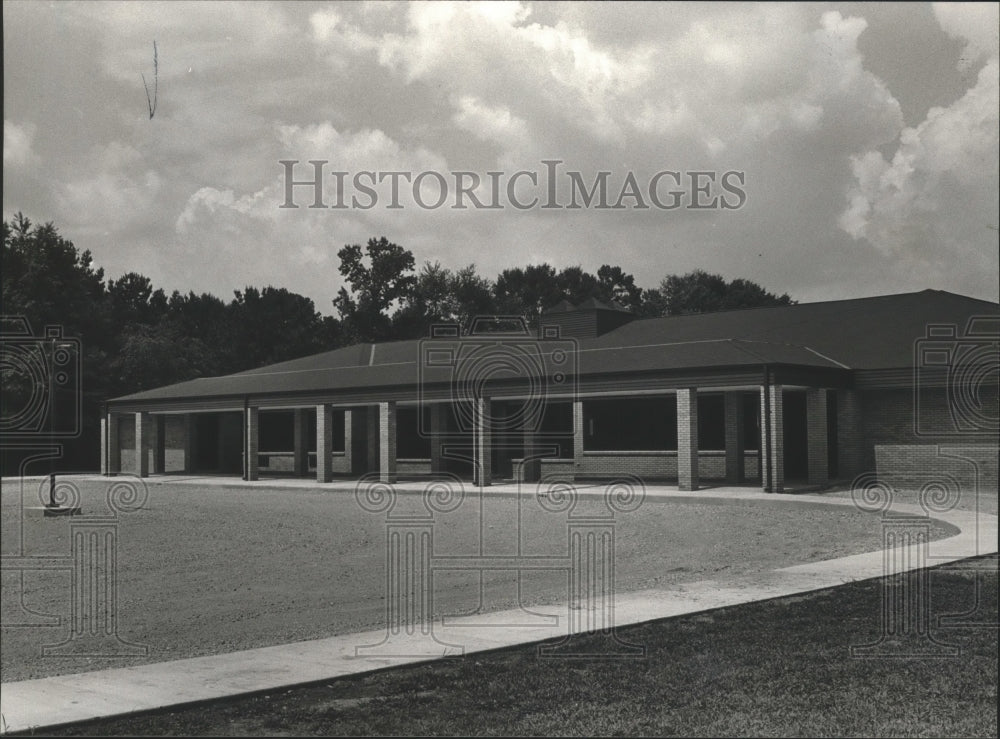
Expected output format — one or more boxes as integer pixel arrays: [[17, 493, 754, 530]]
[[334, 237, 417, 342], [1, 213, 112, 471], [655, 270, 795, 316], [493, 263, 645, 324], [107, 272, 167, 327], [555, 266, 600, 306], [493, 264, 564, 325], [450, 264, 496, 330], [393, 262, 498, 338], [1, 213, 109, 342], [111, 323, 207, 393], [226, 286, 332, 372], [596, 264, 643, 311], [636, 286, 668, 318]]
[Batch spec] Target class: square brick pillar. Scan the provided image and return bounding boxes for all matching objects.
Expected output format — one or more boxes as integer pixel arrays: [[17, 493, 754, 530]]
[[677, 388, 699, 491], [836, 389, 864, 481], [316, 404, 333, 482], [366, 405, 379, 474], [293, 409, 308, 477], [183, 414, 195, 473], [573, 400, 584, 477], [724, 391, 745, 484], [806, 388, 829, 485], [245, 406, 259, 481], [760, 385, 784, 493], [343, 408, 355, 475], [429, 403, 444, 474], [101, 413, 120, 475], [135, 412, 150, 477], [473, 397, 492, 487], [379, 401, 397, 484]]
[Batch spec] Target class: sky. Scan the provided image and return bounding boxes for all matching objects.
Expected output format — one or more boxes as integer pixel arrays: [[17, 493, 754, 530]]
[[3, 1, 998, 313]]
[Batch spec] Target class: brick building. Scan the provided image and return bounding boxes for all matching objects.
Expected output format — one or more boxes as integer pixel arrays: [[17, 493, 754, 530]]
[[102, 289, 999, 493]]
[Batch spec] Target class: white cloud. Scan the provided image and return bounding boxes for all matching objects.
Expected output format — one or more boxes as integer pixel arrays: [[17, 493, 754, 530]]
[[452, 96, 529, 145], [3, 120, 38, 168], [4, 1, 996, 307], [54, 141, 162, 232], [840, 58, 999, 294], [933, 2, 999, 69]]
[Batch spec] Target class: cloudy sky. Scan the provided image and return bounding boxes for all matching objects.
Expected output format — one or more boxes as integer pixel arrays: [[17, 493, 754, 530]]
[[4, 1, 998, 312]]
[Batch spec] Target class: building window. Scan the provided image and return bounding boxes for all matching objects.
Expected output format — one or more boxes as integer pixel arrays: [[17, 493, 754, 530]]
[[397, 406, 432, 458], [697, 394, 725, 451], [584, 397, 677, 451]]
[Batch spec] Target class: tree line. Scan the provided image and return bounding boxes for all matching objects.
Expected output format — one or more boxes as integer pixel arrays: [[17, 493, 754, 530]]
[[1, 214, 793, 471]]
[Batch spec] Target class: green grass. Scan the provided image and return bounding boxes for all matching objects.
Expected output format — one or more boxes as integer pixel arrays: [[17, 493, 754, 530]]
[[37, 556, 998, 737]]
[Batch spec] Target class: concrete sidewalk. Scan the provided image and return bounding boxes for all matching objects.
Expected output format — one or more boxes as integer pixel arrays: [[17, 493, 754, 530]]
[[1, 484, 996, 734]]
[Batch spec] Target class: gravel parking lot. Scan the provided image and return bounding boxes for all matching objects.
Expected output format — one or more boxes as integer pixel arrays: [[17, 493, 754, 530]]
[[1, 479, 957, 682]]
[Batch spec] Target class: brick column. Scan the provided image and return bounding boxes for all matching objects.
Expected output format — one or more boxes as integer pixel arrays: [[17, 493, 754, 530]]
[[677, 388, 699, 491], [724, 391, 744, 484], [379, 401, 397, 483], [135, 412, 149, 477], [429, 403, 444, 474], [473, 397, 491, 486], [836, 389, 864, 480], [760, 385, 784, 493], [573, 400, 584, 476], [245, 406, 259, 481], [101, 413, 120, 475], [293, 409, 308, 476], [183, 414, 195, 473], [806, 388, 829, 485], [343, 408, 354, 475], [316, 404, 333, 482], [366, 405, 379, 474]]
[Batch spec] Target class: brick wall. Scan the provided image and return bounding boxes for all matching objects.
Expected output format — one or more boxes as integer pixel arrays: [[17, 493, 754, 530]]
[[861, 386, 998, 471], [524, 451, 759, 483], [806, 388, 828, 484], [328, 451, 351, 474], [397, 458, 432, 476], [836, 390, 864, 479], [875, 444, 999, 498]]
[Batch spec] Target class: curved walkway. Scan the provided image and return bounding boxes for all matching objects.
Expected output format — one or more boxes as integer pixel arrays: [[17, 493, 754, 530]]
[[1, 480, 996, 734]]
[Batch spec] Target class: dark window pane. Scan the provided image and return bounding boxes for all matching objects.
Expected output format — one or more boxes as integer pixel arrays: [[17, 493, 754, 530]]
[[584, 397, 676, 451], [697, 394, 725, 450], [397, 406, 431, 458]]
